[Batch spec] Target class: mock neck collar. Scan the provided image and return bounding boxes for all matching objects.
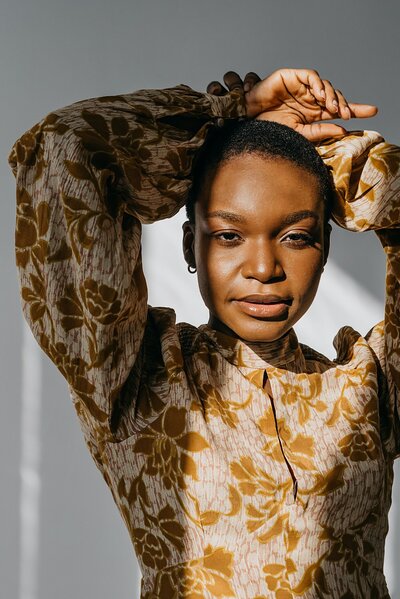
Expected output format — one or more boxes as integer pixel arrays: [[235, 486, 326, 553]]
[[198, 325, 306, 372]]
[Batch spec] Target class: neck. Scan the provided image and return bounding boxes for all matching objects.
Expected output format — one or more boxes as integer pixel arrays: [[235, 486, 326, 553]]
[[206, 316, 301, 369]]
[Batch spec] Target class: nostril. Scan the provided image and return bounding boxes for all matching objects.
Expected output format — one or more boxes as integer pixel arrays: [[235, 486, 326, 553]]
[[242, 264, 286, 284], [241, 249, 284, 283]]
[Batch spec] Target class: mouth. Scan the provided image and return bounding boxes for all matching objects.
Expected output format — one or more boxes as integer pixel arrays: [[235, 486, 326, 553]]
[[233, 294, 292, 319]]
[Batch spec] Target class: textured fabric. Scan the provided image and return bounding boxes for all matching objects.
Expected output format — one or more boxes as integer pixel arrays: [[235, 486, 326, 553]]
[[8, 84, 400, 598]]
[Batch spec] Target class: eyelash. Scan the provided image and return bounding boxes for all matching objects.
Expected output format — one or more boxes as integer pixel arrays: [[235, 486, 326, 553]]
[[213, 231, 315, 246], [284, 232, 314, 246], [214, 232, 242, 244]]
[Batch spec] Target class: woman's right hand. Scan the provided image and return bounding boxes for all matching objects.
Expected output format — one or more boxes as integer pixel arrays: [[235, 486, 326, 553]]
[[207, 69, 378, 142]]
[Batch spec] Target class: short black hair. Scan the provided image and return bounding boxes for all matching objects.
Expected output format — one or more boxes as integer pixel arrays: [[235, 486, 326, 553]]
[[186, 119, 335, 224]]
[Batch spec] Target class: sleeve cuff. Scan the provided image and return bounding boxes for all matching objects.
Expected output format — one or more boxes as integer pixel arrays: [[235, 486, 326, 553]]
[[207, 89, 247, 121]]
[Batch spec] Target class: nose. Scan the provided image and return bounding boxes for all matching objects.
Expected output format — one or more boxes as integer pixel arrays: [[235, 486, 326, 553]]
[[241, 239, 285, 283]]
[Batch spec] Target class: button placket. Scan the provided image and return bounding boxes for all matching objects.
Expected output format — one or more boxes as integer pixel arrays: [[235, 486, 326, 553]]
[[263, 369, 299, 502]]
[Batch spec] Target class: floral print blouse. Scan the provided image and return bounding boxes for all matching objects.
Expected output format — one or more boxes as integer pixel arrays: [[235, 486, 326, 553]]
[[8, 84, 400, 598]]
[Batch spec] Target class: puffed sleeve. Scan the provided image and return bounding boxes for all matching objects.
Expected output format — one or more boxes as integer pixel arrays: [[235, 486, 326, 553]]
[[317, 131, 400, 456], [8, 85, 246, 454]]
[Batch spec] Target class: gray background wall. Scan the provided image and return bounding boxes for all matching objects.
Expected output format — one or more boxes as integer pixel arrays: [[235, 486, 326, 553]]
[[1, 1, 399, 597]]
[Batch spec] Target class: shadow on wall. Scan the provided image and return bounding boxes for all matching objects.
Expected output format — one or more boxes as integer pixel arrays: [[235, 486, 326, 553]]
[[329, 227, 386, 302]]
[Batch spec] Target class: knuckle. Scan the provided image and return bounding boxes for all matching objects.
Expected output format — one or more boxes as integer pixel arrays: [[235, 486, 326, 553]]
[[206, 83, 220, 93]]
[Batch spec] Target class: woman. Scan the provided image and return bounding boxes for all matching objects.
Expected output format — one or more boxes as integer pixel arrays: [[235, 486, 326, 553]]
[[9, 68, 399, 598]]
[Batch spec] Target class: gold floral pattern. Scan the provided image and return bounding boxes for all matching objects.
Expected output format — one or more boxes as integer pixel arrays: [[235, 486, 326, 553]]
[[8, 85, 399, 597], [133, 406, 210, 490], [133, 504, 186, 570], [145, 545, 235, 599]]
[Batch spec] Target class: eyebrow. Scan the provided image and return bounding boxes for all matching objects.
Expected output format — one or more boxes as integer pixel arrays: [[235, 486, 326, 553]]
[[280, 210, 320, 226], [205, 210, 247, 224], [205, 209, 320, 226]]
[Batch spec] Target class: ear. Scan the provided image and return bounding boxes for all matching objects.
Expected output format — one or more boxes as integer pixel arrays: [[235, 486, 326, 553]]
[[182, 220, 196, 269], [323, 222, 332, 268]]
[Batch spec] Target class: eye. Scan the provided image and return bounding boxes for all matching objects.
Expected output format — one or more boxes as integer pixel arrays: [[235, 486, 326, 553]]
[[282, 232, 315, 246], [213, 231, 243, 244]]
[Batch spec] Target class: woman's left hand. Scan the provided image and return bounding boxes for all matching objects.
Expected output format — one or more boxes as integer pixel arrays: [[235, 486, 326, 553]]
[[207, 69, 378, 142]]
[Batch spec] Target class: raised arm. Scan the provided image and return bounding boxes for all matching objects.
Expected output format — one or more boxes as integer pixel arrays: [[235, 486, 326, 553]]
[[317, 131, 400, 456], [8, 85, 246, 450]]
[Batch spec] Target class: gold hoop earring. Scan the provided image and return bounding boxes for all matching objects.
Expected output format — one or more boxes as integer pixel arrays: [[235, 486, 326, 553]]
[[187, 265, 197, 274]]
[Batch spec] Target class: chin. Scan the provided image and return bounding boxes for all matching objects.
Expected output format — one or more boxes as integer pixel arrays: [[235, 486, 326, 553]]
[[218, 316, 294, 343], [237, 324, 292, 343]]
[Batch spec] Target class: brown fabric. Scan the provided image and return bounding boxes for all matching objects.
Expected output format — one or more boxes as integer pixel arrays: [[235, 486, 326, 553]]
[[8, 85, 400, 598]]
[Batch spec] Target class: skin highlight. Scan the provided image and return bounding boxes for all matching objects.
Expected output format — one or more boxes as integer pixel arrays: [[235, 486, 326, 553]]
[[183, 153, 331, 343]]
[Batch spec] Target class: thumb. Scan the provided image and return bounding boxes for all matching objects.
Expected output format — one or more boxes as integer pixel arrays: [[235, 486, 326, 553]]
[[298, 123, 348, 142]]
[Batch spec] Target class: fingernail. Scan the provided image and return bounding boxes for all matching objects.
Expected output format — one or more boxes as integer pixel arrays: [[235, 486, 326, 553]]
[[333, 100, 339, 112], [319, 89, 325, 98]]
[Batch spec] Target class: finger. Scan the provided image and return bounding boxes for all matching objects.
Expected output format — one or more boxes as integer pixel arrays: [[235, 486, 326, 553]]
[[206, 80, 228, 96], [313, 103, 376, 122], [286, 68, 326, 102], [335, 90, 352, 120], [347, 102, 378, 118], [321, 80, 340, 114], [223, 71, 244, 92], [298, 122, 347, 143], [304, 69, 326, 102], [243, 71, 261, 93]]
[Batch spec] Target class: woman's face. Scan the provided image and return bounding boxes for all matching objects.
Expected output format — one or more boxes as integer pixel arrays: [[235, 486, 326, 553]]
[[183, 154, 331, 343]]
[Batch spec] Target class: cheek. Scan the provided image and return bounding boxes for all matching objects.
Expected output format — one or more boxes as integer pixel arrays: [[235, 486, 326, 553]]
[[289, 252, 324, 302], [195, 239, 239, 305]]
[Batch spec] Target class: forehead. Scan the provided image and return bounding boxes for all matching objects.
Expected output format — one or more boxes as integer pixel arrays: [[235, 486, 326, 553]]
[[196, 154, 324, 224]]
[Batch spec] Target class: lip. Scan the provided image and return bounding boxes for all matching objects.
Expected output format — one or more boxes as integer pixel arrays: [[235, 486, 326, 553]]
[[234, 294, 292, 318], [237, 294, 292, 304]]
